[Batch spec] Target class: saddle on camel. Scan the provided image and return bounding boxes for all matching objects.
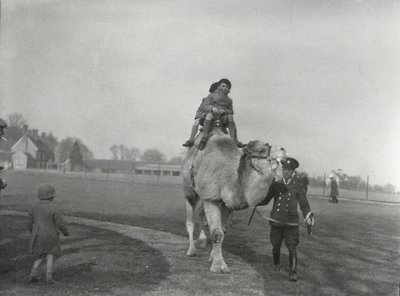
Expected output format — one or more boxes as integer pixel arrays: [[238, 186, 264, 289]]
[[182, 78, 244, 150]]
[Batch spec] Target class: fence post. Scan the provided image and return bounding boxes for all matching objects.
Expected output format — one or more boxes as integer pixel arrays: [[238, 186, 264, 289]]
[[366, 175, 369, 200], [107, 160, 110, 180], [323, 172, 326, 196]]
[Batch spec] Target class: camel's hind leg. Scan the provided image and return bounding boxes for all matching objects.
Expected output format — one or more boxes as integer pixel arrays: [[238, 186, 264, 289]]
[[203, 200, 230, 273], [197, 203, 208, 249], [185, 199, 197, 256]]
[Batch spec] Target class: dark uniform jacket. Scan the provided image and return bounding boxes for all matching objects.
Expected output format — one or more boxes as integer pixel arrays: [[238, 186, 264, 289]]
[[195, 94, 234, 119], [259, 174, 311, 226]]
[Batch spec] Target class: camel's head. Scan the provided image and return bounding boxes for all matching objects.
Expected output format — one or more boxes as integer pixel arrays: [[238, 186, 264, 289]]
[[242, 141, 288, 175], [239, 141, 288, 207]]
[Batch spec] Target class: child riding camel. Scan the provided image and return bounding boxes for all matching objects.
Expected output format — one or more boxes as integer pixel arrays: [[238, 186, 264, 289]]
[[182, 78, 243, 150]]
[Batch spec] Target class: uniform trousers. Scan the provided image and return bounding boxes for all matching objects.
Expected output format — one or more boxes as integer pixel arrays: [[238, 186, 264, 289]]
[[270, 225, 299, 265]]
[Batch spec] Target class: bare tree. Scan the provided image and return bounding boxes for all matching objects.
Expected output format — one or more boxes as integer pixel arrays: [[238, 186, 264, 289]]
[[141, 149, 166, 163], [7, 113, 27, 128], [168, 156, 182, 164], [110, 144, 141, 160], [56, 137, 94, 163]]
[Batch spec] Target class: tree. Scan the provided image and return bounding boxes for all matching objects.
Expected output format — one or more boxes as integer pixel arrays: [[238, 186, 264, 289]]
[[110, 144, 120, 160], [7, 113, 27, 128], [69, 140, 83, 170], [56, 137, 94, 163], [110, 144, 141, 160], [40, 132, 58, 153], [140, 149, 166, 163], [168, 156, 182, 164]]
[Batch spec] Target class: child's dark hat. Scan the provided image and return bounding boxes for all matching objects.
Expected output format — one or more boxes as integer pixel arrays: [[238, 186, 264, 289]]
[[218, 78, 231, 90], [37, 184, 56, 200], [209, 82, 219, 93]]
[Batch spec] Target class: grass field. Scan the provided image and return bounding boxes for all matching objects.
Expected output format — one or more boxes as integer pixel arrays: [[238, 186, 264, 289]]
[[0, 170, 399, 296]]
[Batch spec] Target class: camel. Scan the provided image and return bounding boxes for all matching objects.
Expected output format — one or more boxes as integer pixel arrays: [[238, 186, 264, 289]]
[[181, 126, 287, 273]]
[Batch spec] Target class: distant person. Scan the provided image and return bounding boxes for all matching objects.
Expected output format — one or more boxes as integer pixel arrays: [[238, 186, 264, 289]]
[[0, 118, 6, 238], [0, 118, 7, 191], [329, 176, 339, 204], [258, 157, 314, 282], [28, 184, 70, 284], [182, 78, 243, 149]]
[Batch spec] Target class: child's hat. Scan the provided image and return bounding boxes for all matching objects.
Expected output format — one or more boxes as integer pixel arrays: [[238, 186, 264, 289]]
[[209, 82, 219, 93], [37, 184, 56, 200], [218, 78, 231, 90]]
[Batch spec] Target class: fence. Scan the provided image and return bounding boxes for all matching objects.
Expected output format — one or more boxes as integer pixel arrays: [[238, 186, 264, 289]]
[[20, 167, 183, 185], [307, 173, 400, 203], [5, 168, 399, 203]]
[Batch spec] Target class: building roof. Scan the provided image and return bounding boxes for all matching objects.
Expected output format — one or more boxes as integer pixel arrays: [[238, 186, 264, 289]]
[[85, 159, 135, 171], [135, 163, 181, 171], [28, 136, 54, 155]]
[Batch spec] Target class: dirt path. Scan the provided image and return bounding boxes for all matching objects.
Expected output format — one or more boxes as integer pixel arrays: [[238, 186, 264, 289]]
[[1, 210, 265, 296]]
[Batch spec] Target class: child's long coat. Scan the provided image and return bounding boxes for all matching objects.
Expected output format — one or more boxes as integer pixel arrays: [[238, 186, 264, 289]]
[[28, 200, 69, 258]]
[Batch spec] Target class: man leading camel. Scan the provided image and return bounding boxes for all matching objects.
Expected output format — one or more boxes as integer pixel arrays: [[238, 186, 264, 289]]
[[258, 157, 314, 282]]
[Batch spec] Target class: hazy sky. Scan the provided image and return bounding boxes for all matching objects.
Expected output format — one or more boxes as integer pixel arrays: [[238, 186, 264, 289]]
[[1, 0, 399, 188]]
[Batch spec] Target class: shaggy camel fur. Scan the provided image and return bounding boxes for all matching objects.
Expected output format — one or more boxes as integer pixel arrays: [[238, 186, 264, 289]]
[[182, 127, 286, 273]]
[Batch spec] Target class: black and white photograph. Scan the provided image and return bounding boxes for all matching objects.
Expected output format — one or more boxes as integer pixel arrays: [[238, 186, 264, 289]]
[[0, 0, 399, 295]]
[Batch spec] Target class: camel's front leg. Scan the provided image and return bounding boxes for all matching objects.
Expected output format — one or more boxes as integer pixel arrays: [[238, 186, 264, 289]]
[[221, 203, 233, 233], [203, 200, 230, 273], [185, 199, 197, 256]]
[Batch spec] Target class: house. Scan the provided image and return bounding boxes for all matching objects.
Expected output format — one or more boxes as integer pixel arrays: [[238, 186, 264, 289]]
[[134, 163, 181, 177], [0, 151, 13, 169], [11, 131, 55, 170]]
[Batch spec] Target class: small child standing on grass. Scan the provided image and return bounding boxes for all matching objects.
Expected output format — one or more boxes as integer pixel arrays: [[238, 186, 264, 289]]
[[28, 184, 70, 284]]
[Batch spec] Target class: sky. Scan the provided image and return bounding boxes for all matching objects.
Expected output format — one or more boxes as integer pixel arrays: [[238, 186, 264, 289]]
[[1, 0, 400, 188]]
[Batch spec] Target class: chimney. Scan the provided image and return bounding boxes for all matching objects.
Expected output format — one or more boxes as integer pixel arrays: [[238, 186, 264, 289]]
[[32, 129, 38, 138]]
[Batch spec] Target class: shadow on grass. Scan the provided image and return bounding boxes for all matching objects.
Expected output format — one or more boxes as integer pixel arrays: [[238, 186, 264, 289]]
[[0, 215, 170, 295]]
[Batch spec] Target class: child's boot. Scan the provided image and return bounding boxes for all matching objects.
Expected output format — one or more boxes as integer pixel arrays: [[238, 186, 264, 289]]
[[182, 125, 198, 147], [29, 259, 42, 283], [29, 272, 40, 283], [46, 272, 57, 284], [46, 254, 56, 284]]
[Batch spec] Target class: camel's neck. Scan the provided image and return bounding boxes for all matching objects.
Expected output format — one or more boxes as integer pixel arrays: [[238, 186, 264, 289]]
[[236, 156, 276, 208]]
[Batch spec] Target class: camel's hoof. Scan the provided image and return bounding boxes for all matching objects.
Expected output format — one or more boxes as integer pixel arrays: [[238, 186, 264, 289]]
[[210, 261, 230, 273], [186, 248, 197, 257], [197, 239, 207, 249]]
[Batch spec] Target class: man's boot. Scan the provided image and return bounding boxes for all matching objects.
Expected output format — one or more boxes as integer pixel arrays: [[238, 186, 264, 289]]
[[182, 125, 198, 147], [272, 247, 281, 272], [228, 122, 244, 148], [289, 251, 298, 282], [198, 119, 212, 150]]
